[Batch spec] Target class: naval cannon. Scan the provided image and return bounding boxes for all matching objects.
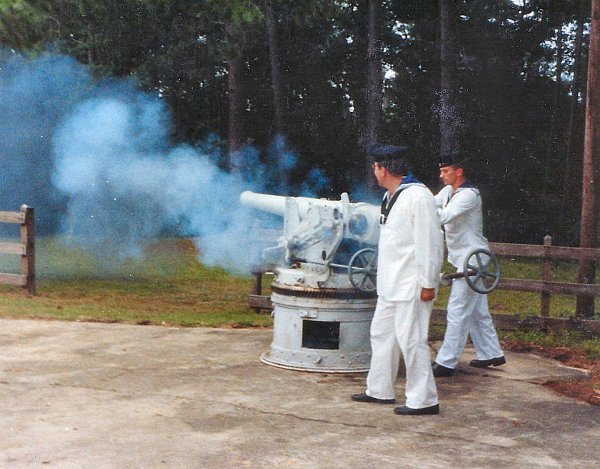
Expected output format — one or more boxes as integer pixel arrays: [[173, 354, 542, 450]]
[[240, 191, 380, 372]]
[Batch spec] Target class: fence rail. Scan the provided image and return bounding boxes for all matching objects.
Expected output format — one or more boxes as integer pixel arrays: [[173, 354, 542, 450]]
[[489, 237, 600, 317], [0, 205, 35, 295], [248, 236, 600, 333]]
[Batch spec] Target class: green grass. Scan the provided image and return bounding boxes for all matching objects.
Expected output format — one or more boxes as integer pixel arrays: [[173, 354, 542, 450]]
[[0, 237, 598, 358], [0, 237, 272, 328]]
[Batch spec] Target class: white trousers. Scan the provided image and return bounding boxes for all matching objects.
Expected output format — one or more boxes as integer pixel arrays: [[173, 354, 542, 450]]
[[366, 295, 438, 409], [435, 277, 503, 369]]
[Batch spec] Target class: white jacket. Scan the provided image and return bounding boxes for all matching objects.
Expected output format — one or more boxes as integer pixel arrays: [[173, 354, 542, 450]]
[[377, 184, 444, 301], [435, 184, 488, 269]]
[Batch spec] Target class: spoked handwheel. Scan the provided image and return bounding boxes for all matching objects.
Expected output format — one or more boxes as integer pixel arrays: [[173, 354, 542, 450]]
[[463, 248, 500, 294], [348, 248, 378, 292]]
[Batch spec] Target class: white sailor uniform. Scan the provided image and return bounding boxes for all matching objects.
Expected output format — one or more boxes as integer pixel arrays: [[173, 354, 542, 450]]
[[434, 183, 504, 369], [366, 181, 443, 408]]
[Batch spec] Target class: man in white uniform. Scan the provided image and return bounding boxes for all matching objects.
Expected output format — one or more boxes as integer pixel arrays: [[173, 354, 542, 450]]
[[352, 144, 443, 416], [432, 153, 505, 377]]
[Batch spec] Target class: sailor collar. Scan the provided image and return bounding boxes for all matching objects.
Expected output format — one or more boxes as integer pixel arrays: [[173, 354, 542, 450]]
[[380, 172, 424, 224], [447, 179, 479, 202]]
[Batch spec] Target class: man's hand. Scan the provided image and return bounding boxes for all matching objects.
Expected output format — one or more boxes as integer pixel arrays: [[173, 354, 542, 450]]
[[420, 288, 435, 302]]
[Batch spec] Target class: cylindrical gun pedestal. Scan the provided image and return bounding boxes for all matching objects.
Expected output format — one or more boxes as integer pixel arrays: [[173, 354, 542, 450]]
[[260, 284, 377, 373]]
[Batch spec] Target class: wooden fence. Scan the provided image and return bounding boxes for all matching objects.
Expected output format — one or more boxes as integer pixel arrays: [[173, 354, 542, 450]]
[[248, 236, 600, 334], [0, 205, 35, 295], [489, 236, 600, 316]]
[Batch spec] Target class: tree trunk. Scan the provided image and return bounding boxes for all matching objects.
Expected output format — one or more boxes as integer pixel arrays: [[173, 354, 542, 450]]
[[223, 13, 246, 172], [576, 0, 600, 317], [262, 0, 285, 135], [262, 0, 290, 188], [543, 19, 564, 197], [365, 0, 382, 147], [365, 0, 382, 184], [560, 0, 586, 233], [439, 0, 459, 156], [228, 52, 244, 172]]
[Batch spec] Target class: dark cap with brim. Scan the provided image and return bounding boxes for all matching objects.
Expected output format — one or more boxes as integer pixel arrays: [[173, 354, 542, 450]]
[[438, 151, 466, 168], [368, 144, 409, 160]]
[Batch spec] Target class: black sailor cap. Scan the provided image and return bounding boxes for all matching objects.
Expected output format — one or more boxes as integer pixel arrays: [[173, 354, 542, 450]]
[[438, 151, 466, 168], [368, 144, 409, 159]]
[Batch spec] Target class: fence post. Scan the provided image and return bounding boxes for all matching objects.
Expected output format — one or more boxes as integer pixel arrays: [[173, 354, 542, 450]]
[[250, 268, 263, 313], [541, 235, 552, 317], [20, 205, 35, 295]]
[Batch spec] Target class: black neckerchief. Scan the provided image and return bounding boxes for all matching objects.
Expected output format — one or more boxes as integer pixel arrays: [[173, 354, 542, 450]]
[[379, 173, 422, 225], [380, 190, 402, 225]]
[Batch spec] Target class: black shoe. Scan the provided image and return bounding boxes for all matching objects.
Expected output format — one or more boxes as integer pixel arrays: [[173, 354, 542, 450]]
[[351, 393, 395, 404], [432, 362, 455, 377], [469, 356, 506, 368], [394, 404, 440, 415]]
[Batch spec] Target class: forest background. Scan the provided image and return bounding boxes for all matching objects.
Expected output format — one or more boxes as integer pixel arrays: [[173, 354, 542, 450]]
[[0, 0, 596, 248]]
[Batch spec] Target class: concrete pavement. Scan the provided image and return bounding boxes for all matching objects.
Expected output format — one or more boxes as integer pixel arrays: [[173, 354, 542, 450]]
[[0, 318, 598, 468]]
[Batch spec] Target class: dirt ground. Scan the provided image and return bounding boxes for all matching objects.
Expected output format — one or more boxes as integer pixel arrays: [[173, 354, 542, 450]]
[[503, 340, 600, 406]]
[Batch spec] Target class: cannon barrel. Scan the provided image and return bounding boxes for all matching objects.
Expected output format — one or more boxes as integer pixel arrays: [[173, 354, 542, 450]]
[[241, 190, 331, 217], [240, 190, 287, 216], [241, 190, 361, 218], [240, 190, 380, 244]]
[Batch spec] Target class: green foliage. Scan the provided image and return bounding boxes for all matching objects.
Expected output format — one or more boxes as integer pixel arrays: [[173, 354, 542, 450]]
[[205, 0, 263, 27], [0, 0, 46, 50], [0, 0, 595, 243]]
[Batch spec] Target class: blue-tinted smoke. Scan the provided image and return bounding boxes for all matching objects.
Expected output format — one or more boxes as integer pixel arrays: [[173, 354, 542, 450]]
[[2, 51, 317, 273], [49, 71, 266, 272], [0, 52, 91, 234]]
